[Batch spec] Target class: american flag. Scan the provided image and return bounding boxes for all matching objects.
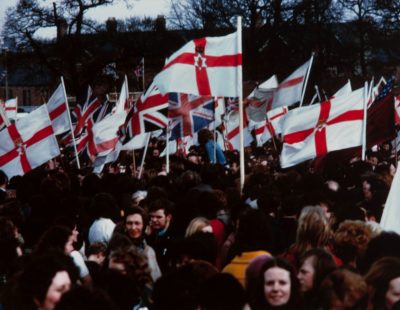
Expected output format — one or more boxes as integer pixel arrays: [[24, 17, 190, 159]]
[[370, 78, 394, 108], [168, 93, 215, 140]]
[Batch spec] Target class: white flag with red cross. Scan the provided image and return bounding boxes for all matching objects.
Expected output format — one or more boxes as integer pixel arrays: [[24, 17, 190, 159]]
[[224, 110, 253, 151], [0, 105, 60, 178], [153, 32, 242, 97], [253, 106, 288, 146], [394, 95, 400, 125], [4, 98, 18, 120], [270, 58, 312, 110], [280, 88, 365, 168], [47, 82, 70, 135]]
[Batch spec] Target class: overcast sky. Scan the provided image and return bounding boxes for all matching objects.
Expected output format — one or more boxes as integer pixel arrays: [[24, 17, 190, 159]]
[[0, 0, 171, 40]]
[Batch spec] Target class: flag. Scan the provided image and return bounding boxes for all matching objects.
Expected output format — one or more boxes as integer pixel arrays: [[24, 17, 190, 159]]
[[395, 95, 400, 125], [246, 75, 278, 123], [224, 110, 253, 151], [253, 106, 288, 146], [47, 82, 70, 135], [102, 62, 118, 80], [121, 82, 168, 143], [0, 105, 60, 178], [168, 93, 215, 140], [280, 88, 365, 168], [153, 32, 242, 97], [0, 102, 9, 131], [370, 78, 393, 108], [332, 80, 352, 98], [270, 58, 312, 110], [92, 81, 130, 157], [380, 160, 400, 234], [62, 86, 101, 145], [4, 98, 17, 120], [94, 99, 114, 122]]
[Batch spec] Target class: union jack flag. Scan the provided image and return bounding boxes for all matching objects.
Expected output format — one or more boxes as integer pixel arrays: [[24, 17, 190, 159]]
[[61, 86, 101, 145], [120, 83, 168, 144], [168, 93, 215, 140]]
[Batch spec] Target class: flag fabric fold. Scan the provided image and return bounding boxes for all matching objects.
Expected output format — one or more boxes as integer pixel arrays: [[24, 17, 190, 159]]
[[0, 105, 60, 178], [270, 58, 312, 110], [380, 161, 400, 234], [154, 32, 242, 97], [46, 83, 70, 135], [4, 98, 17, 120]]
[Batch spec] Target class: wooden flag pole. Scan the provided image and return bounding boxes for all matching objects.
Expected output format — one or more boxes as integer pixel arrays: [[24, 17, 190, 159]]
[[237, 16, 245, 191], [138, 133, 151, 179], [61, 76, 81, 169]]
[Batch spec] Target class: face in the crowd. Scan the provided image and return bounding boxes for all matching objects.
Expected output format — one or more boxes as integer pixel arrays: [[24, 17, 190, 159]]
[[125, 213, 144, 240], [64, 234, 75, 254], [38, 271, 71, 310], [264, 266, 291, 306], [71, 225, 79, 243], [297, 256, 315, 293], [386, 277, 400, 309], [150, 209, 171, 231], [363, 180, 373, 201]]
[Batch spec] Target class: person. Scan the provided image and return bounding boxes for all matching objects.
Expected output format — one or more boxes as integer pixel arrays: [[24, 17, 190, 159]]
[[333, 220, 373, 271], [222, 208, 272, 286], [2, 251, 79, 310], [319, 269, 368, 309], [185, 217, 213, 238], [146, 198, 175, 273], [198, 128, 227, 165], [107, 246, 154, 308], [112, 206, 161, 281], [34, 225, 91, 285], [283, 206, 333, 268], [251, 257, 300, 310], [88, 193, 120, 245], [297, 248, 336, 309], [365, 257, 400, 310]]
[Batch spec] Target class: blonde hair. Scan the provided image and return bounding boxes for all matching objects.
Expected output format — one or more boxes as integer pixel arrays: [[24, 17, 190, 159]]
[[296, 206, 331, 255], [185, 217, 211, 238]]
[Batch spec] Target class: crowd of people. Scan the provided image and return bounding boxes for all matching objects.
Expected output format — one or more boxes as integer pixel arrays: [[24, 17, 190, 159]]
[[0, 133, 400, 310]]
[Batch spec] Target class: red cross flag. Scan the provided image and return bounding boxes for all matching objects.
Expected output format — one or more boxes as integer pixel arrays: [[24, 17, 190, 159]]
[[0, 105, 60, 178], [280, 88, 365, 168], [153, 32, 242, 97], [5, 98, 18, 120], [47, 82, 70, 135], [253, 106, 288, 146], [270, 58, 313, 110]]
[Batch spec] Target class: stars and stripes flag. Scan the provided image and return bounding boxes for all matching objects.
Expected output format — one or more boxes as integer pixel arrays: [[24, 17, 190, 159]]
[[154, 32, 242, 97], [370, 78, 394, 108], [168, 93, 215, 140]]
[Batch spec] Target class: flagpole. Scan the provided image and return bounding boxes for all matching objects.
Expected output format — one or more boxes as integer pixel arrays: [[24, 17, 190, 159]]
[[166, 126, 170, 174], [142, 57, 145, 91], [299, 54, 314, 107], [138, 132, 151, 179], [0, 101, 10, 127], [361, 81, 369, 161], [61, 76, 81, 169], [314, 85, 321, 102], [237, 16, 245, 191]]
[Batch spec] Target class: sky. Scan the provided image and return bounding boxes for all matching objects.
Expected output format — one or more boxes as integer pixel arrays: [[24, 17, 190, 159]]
[[0, 0, 171, 40]]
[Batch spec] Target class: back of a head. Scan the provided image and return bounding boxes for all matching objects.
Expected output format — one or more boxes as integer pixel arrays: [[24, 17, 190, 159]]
[[296, 206, 330, 252], [90, 192, 119, 220], [320, 269, 367, 310], [34, 225, 72, 255]]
